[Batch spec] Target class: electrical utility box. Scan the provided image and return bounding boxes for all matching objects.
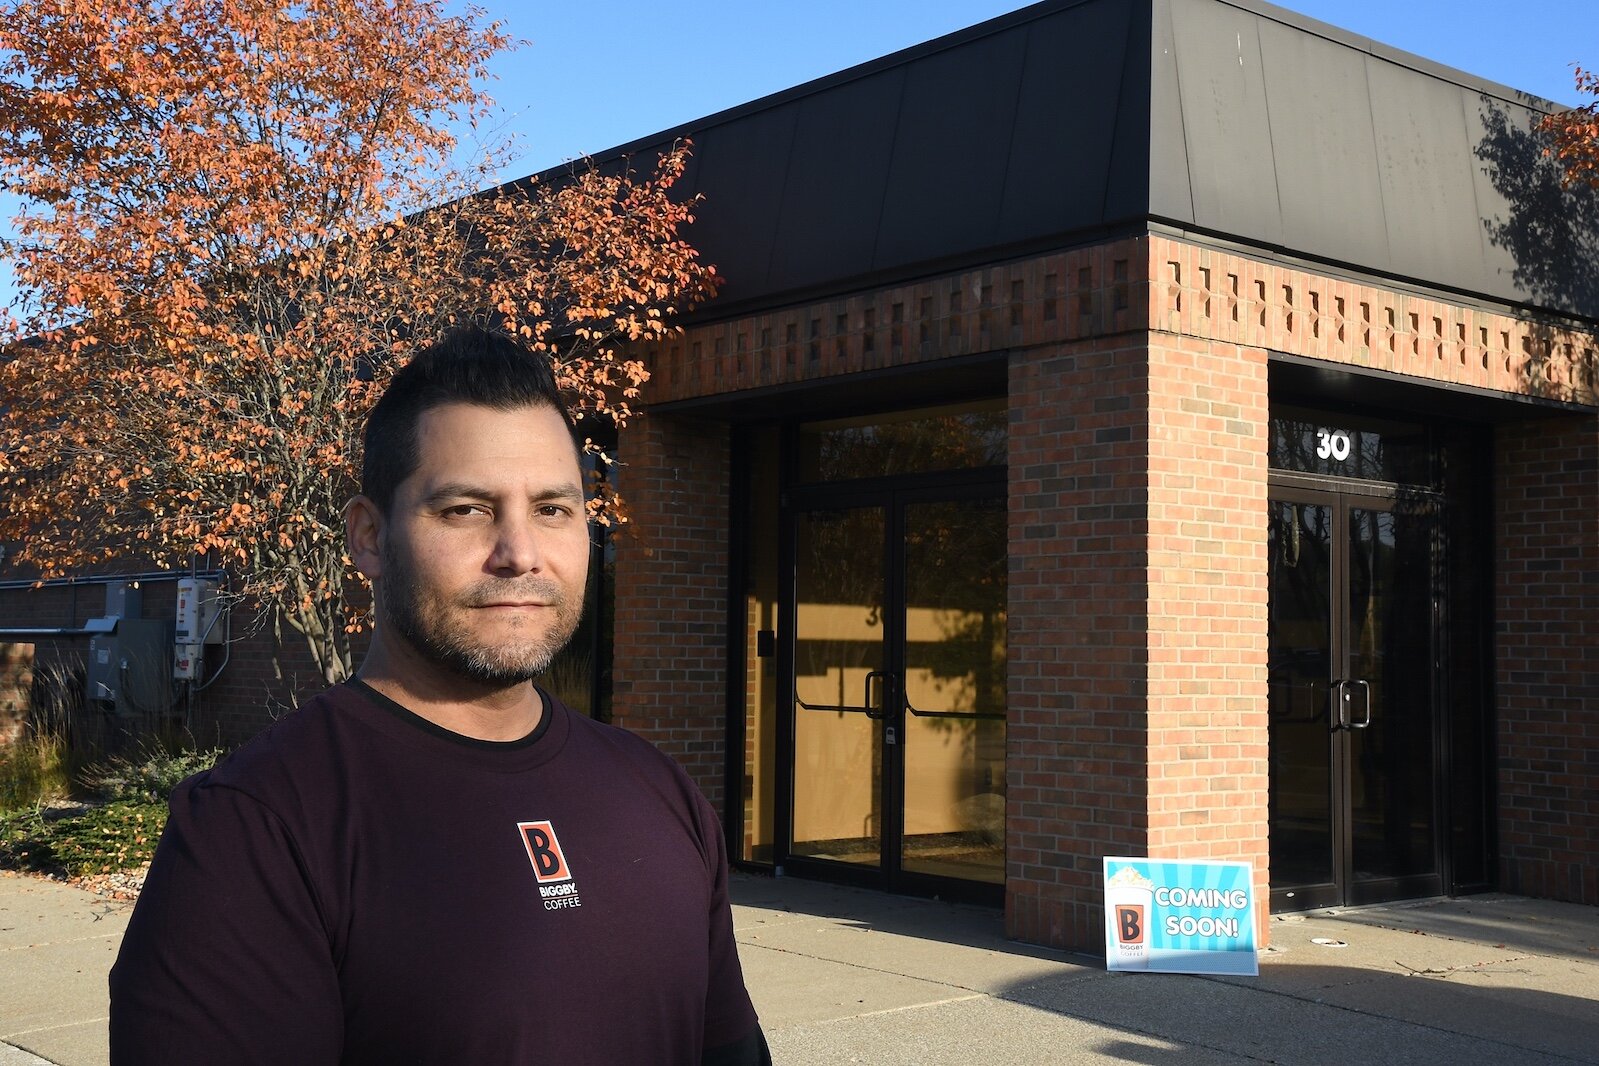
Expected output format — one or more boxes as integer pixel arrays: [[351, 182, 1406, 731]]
[[88, 619, 174, 718], [174, 578, 223, 681], [175, 578, 223, 644], [103, 580, 143, 622]]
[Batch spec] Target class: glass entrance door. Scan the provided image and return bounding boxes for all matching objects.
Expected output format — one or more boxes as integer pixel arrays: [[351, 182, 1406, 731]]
[[1268, 489, 1442, 910], [791, 505, 888, 873], [788, 487, 1006, 897]]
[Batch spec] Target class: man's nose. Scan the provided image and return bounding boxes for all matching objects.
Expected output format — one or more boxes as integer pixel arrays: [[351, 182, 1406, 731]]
[[488, 516, 543, 574]]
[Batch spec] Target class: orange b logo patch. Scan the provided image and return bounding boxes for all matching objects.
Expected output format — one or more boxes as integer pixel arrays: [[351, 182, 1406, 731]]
[[517, 820, 571, 883]]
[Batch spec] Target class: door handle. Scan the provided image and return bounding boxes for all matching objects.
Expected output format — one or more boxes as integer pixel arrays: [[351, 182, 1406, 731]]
[[864, 670, 890, 720], [1346, 679, 1371, 729], [1332, 679, 1372, 730]]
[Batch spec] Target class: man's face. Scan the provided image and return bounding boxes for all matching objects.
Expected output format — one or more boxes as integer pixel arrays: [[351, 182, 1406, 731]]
[[373, 402, 590, 687]]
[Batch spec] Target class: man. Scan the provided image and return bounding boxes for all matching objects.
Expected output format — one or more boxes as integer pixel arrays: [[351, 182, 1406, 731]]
[[110, 326, 770, 1065]]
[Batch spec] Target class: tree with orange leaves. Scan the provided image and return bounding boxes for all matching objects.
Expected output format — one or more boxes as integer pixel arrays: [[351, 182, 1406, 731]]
[[1538, 67, 1599, 188], [0, 0, 716, 685]]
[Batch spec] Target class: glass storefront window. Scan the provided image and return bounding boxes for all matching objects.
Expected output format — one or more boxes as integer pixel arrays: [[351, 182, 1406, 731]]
[[740, 425, 781, 864], [1270, 407, 1432, 485], [797, 399, 1005, 483]]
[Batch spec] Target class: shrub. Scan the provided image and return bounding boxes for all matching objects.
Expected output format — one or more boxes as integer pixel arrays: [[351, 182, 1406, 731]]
[[0, 655, 82, 814], [81, 743, 226, 805], [0, 733, 71, 813], [0, 801, 167, 877], [1, 739, 222, 877]]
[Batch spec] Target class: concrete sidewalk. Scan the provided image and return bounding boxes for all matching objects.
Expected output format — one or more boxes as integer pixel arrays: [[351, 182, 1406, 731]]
[[0, 874, 126, 1066], [739, 878, 1599, 1064], [3, 869, 1597, 1065]]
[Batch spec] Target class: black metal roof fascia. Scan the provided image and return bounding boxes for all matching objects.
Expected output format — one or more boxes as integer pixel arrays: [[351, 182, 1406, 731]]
[[496, 0, 1595, 325], [670, 219, 1156, 330], [610, 0, 1151, 312], [1208, 0, 1571, 111], [556, 0, 1112, 172], [543, 0, 1565, 181], [1153, 0, 1599, 323]]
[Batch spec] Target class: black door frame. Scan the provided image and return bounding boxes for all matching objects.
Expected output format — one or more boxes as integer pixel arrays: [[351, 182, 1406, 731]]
[[1268, 472, 1448, 912], [775, 466, 1005, 905]]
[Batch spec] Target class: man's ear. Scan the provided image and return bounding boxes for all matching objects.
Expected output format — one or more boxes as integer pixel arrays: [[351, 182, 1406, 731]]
[[344, 495, 385, 581]]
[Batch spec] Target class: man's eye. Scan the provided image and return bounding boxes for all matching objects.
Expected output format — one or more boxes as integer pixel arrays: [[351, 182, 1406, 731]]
[[443, 505, 483, 518]]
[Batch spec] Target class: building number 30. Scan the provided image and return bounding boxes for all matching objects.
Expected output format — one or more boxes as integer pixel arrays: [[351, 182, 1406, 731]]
[[1315, 429, 1352, 462]]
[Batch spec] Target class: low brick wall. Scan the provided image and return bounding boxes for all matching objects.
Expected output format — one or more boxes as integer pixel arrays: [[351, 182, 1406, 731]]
[[0, 642, 34, 747]]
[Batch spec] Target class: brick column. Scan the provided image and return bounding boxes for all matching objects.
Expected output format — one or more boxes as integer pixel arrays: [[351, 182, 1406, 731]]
[[610, 410, 732, 808], [1145, 333, 1270, 933], [1006, 336, 1152, 948], [1006, 326, 1269, 952], [0, 641, 33, 747], [1494, 412, 1599, 905]]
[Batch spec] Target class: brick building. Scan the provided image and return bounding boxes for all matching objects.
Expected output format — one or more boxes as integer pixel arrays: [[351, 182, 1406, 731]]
[[600, 0, 1599, 951], [2, 0, 1594, 953]]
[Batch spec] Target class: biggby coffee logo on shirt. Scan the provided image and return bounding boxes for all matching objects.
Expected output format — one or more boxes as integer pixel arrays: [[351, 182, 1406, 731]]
[[517, 820, 583, 911]]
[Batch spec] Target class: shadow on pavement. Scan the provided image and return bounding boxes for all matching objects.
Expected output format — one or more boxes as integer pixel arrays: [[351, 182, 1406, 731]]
[[735, 873, 1599, 1066]]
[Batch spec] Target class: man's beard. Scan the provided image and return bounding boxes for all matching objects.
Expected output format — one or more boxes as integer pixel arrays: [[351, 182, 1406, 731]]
[[378, 537, 585, 687]]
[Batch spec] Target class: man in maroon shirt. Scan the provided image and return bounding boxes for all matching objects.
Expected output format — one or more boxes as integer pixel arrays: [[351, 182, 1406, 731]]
[[110, 326, 770, 1064]]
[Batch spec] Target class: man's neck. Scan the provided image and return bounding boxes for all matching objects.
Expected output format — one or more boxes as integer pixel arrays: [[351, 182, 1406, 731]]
[[355, 636, 544, 742]]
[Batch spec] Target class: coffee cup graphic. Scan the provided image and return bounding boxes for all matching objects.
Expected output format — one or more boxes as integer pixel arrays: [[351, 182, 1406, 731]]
[[1105, 865, 1156, 970]]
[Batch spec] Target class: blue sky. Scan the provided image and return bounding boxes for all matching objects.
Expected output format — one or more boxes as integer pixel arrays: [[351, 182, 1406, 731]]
[[1, 0, 1591, 313]]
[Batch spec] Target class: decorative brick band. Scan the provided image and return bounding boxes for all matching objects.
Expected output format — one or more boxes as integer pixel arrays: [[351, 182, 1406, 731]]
[[640, 238, 1151, 405], [641, 235, 1598, 409], [1147, 236, 1598, 405]]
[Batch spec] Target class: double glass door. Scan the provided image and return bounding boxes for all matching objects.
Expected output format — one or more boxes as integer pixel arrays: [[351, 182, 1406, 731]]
[[786, 482, 1006, 897], [1268, 486, 1442, 910]]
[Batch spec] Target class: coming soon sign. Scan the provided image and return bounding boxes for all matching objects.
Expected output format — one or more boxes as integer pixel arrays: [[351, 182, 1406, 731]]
[[1102, 857, 1259, 976]]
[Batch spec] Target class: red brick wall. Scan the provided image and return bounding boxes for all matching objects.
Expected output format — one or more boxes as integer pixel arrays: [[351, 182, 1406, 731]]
[[626, 239, 1156, 820], [1494, 412, 1599, 905], [1147, 236, 1596, 408], [645, 241, 1153, 403], [609, 411, 732, 807], [1145, 333, 1270, 932], [187, 615, 340, 747], [1006, 334, 1152, 948], [1153, 236, 1599, 918], [1004, 328, 1269, 951], [635, 233, 1599, 951], [0, 641, 34, 747]]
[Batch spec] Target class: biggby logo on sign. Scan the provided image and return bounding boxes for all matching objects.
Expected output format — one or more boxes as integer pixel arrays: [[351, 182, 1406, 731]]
[[1116, 903, 1147, 945]]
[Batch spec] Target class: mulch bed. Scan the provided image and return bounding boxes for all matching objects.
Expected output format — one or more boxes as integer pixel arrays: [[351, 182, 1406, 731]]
[[2, 800, 152, 903], [73, 864, 148, 902], [2, 863, 148, 902]]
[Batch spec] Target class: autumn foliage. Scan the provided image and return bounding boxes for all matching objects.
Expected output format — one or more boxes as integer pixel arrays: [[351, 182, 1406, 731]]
[[1537, 66, 1599, 188], [0, 0, 717, 684]]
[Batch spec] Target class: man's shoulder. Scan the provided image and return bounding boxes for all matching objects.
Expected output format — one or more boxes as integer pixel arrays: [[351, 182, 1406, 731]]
[[182, 685, 362, 803], [556, 701, 715, 818], [561, 703, 681, 772]]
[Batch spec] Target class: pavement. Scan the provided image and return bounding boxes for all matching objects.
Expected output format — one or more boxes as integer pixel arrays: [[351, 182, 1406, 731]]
[[2, 870, 1597, 1065]]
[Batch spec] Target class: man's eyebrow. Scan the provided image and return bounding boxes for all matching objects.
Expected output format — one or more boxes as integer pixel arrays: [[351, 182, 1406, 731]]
[[422, 482, 586, 505]]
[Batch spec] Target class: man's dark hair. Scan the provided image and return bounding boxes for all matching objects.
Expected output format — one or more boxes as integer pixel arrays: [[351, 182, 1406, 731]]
[[360, 325, 576, 514]]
